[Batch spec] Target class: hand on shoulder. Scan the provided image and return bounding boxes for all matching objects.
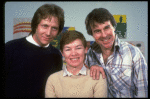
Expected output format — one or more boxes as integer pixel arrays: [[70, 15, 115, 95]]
[[90, 65, 106, 80]]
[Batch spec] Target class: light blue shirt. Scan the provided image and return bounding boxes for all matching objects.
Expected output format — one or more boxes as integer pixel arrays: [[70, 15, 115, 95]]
[[85, 35, 148, 98]]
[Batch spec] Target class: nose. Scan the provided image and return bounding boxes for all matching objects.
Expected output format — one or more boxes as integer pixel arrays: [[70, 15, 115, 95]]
[[71, 49, 77, 56], [101, 30, 106, 38], [46, 28, 51, 36]]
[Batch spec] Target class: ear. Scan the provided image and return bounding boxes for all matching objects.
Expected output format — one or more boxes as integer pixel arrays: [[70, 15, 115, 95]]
[[61, 51, 64, 57], [113, 25, 116, 32], [85, 47, 88, 54]]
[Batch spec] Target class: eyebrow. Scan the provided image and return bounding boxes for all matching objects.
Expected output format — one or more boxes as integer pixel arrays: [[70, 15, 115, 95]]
[[104, 25, 110, 29], [64, 44, 83, 49], [93, 24, 110, 31], [41, 24, 49, 26]]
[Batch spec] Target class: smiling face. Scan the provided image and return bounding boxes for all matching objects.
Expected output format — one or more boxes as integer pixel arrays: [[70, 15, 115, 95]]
[[32, 16, 59, 47], [62, 39, 87, 69], [91, 20, 116, 50]]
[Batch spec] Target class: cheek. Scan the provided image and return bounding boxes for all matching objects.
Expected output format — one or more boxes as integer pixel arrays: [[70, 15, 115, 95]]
[[79, 51, 86, 60], [51, 32, 58, 38], [62, 52, 70, 60], [93, 34, 101, 41], [36, 27, 43, 36], [37, 27, 46, 34], [108, 27, 115, 35]]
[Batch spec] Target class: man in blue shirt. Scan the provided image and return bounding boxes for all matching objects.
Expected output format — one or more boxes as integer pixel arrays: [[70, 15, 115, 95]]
[[85, 8, 148, 98]]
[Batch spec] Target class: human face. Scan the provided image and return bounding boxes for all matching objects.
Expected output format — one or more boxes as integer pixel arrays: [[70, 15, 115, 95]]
[[62, 39, 87, 68], [33, 16, 59, 47], [91, 20, 115, 50]]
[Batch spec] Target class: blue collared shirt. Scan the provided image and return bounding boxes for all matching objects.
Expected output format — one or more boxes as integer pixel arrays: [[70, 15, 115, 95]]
[[85, 35, 148, 98]]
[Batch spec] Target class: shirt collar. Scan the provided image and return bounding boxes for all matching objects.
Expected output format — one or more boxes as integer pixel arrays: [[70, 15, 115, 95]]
[[113, 34, 120, 51], [63, 65, 87, 77], [26, 34, 49, 48], [91, 34, 121, 53]]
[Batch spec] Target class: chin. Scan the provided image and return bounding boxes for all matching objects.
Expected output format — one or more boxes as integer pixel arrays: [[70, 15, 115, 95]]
[[69, 63, 81, 67], [41, 41, 50, 45], [70, 64, 79, 67], [103, 44, 113, 49]]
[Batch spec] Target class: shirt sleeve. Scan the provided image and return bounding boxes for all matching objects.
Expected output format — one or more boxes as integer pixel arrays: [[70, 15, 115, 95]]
[[94, 74, 107, 97], [2, 42, 14, 97], [4, 42, 13, 78], [132, 47, 148, 98], [85, 48, 101, 68], [55, 51, 63, 71]]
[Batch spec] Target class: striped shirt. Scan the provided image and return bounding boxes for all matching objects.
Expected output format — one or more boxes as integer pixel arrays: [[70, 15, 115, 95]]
[[85, 35, 148, 98]]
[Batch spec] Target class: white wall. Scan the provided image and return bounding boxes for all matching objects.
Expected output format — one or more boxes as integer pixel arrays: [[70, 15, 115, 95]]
[[5, 1, 148, 62]]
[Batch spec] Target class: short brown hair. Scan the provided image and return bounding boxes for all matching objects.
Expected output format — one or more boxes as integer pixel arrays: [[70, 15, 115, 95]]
[[60, 30, 87, 52], [30, 4, 65, 35], [85, 8, 117, 35]]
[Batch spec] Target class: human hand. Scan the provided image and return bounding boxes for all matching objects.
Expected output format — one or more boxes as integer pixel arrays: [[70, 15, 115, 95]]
[[90, 65, 106, 80]]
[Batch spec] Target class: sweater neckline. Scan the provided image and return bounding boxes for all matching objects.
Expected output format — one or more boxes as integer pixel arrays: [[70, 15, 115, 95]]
[[26, 35, 50, 48], [23, 37, 51, 50]]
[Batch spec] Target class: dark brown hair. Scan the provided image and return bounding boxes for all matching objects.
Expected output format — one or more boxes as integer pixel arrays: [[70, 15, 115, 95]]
[[85, 8, 117, 35], [60, 30, 87, 52], [30, 4, 64, 35]]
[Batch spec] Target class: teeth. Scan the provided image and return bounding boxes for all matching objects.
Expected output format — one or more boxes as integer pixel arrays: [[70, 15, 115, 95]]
[[72, 58, 77, 60], [71, 58, 79, 60], [103, 39, 108, 42], [103, 37, 110, 41]]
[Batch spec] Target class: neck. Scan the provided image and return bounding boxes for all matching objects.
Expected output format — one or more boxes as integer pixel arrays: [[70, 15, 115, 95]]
[[101, 45, 114, 57], [66, 64, 83, 75]]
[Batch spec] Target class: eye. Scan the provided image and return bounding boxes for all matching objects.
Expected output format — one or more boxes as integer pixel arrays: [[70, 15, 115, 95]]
[[104, 25, 110, 30], [76, 45, 83, 50], [52, 27, 58, 31], [77, 47, 82, 49], [65, 48, 70, 51], [94, 30, 101, 34], [41, 24, 48, 28]]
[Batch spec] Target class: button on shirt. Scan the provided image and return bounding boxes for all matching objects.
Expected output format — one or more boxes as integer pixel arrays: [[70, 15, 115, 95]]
[[63, 65, 87, 77], [85, 35, 148, 98]]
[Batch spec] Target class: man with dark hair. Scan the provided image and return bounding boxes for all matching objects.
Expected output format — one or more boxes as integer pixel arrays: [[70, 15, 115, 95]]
[[3, 4, 64, 98], [85, 8, 148, 98]]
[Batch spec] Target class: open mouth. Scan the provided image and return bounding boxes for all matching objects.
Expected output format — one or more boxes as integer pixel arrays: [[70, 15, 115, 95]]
[[102, 37, 111, 43], [70, 57, 80, 61], [70, 57, 80, 63]]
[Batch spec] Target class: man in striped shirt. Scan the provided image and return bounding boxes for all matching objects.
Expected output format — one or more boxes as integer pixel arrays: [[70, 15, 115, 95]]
[[85, 8, 148, 98]]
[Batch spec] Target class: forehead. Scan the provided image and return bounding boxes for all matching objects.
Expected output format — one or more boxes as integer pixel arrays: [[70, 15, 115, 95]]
[[91, 20, 112, 28], [64, 39, 83, 48], [39, 16, 59, 25]]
